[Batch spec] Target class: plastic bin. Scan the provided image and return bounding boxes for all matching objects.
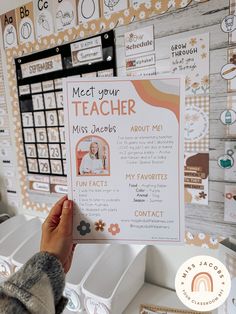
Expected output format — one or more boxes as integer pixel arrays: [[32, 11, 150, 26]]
[[0, 217, 42, 280], [12, 229, 41, 272], [82, 244, 147, 314], [64, 244, 108, 313], [0, 215, 27, 245]]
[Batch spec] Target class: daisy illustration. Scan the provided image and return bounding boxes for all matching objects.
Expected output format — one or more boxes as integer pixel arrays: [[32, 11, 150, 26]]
[[94, 220, 106, 232], [77, 220, 91, 236], [108, 223, 120, 236]]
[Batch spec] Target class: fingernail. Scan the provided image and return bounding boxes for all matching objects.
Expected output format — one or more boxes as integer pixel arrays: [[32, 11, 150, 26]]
[[69, 200, 73, 209], [63, 200, 71, 209]]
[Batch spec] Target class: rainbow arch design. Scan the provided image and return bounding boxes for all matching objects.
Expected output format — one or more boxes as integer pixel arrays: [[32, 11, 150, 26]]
[[191, 272, 213, 292]]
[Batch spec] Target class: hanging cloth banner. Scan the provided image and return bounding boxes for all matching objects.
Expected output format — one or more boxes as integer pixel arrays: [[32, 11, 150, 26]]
[[16, 2, 35, 44], [34, 0, 54, 39], [1, 10, 18, 49]]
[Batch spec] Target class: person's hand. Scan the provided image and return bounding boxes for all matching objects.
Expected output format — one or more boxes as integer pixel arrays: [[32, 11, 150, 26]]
[[40, 196, 76, 273]]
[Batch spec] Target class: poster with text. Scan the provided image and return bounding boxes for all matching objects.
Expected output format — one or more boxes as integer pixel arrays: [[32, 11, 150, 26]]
[[16, 2, 35, 44], [184, 152, 209, 205], [170, 33, 209, 96], [1, 9, 18, 48], [64, 76, 184, 244], [34, 0, 54, 38], [77, 0, 100, 24], [125, 25, 154, 57], [53, 0, 77, 32], [101, 0, 128, 16]]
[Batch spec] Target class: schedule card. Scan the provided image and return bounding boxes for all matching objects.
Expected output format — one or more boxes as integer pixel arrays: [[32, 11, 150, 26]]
[[64, 76, 184, 244]]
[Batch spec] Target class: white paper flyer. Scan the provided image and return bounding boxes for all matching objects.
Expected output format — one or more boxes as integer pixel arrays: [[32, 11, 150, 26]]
[[64, 76, 184, 244]]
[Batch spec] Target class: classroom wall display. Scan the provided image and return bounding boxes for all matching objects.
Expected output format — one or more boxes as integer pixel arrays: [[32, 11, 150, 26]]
[[124, 25, 154, 57], [229, 0, 236, 44], [226, 95, 236, 137], [77, 0, 100, 24], [0, 1, 208, 51], [0, 48, 19, 214], [10, 30, 116, 214], [5, 0, 236, 249], [1, 10, 18, 49], [125, 25, 156, 77], [64, 76, 185, 244], [184, 152, 209, 206], [15, 2, 35, 44], [224, 184, 236, 223], [170, 33, 210, 96], [170, 33, 210, 205], [34, 0, 54, 38], [227, 48, 236, 92], [184, 96, 209, 152], [224, 141, 236, 181], [53, 0, 77, 32], [101, 0, 128, 16]]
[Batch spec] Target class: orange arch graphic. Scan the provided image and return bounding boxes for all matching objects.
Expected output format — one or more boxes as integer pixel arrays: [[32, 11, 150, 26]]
[[132, 80, 180, 122], [191, 272, 213, 292]]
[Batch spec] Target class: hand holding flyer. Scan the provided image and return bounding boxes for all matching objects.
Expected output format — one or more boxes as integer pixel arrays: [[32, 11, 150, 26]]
[[63, 76, 184, 244]]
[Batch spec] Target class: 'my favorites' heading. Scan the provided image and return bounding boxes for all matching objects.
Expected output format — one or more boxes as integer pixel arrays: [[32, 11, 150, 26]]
[[71, 86, 136, 116]]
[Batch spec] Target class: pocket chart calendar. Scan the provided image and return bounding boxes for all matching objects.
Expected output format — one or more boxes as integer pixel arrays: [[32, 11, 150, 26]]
[[64, 76, 185, 244], [15, 30, 116, 197]]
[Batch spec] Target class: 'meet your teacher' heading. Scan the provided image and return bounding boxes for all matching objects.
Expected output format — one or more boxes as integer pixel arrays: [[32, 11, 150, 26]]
[[72, 86, 136, 116]]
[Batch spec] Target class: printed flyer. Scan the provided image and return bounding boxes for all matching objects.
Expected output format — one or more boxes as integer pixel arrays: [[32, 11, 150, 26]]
[[64, 76, 184, 244]]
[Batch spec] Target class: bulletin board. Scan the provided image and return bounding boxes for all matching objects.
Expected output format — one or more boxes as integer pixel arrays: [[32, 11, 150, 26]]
[[1, 0, 236, 248]]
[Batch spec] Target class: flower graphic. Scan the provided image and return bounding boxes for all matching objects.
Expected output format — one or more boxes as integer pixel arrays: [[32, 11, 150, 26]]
[[230, 54, 236, 65], [186, 231, 194, 240], [201, 52, 207, 59], [198, 233, 206, 240], [77, 220, 91, 236], [95, 220, 106, 232], [168, 0, 176, 8], [192, 82, 199, 89], [201, 44, 206, 49], [189, 37, 197, 46], [191, 82, 200, 94], [226, 192, 233, 200], [155, 1, 162, 10], [201, 75, 209, 86], [185, 76, 191, 88], [199, 191, 207, 199], [139, 11, 146, 19], [209, 237, 218, 246], [108, 223, 120, 236]]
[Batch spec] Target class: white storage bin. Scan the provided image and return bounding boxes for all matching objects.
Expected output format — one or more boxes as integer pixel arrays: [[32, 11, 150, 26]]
[[12, 230, 41, 271], [64, 244, 108, 313], [82, 244, 147, 314], [0, 215, 27, 245], [0, 217, 42, 280]]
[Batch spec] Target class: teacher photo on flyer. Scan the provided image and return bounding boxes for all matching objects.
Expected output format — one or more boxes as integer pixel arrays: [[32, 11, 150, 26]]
[[80, 142, 104, 175]]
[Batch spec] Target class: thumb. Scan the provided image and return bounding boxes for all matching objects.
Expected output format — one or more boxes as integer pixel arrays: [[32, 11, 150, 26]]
[[58, 200, 73, 235]]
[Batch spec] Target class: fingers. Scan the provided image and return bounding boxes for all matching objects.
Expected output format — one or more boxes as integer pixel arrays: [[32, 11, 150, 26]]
[[58, 200, 73, 235], [47, 196, 67, 219]]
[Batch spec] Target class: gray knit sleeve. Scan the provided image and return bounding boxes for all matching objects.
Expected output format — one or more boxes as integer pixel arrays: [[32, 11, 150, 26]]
[[0, 252, 68, 314]]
